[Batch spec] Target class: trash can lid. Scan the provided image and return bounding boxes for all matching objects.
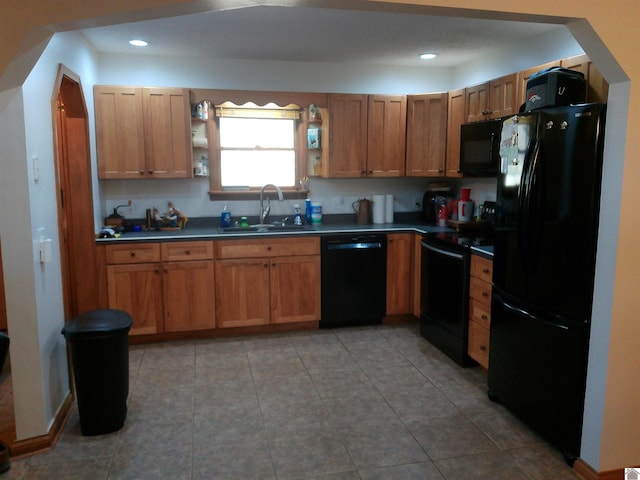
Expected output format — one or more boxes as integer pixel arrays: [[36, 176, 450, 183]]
[[62, 309, 133, 338]]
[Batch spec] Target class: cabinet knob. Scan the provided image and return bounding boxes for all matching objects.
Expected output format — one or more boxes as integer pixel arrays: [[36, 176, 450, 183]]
[[185, 250, 191, 255], [139, 170, 144, 175], [481, 314, 488, 320], [482, 291, 489, 298], [271, 263, 276, 267], [263, 263, 268, 268], [148, 169, 154, 174], [267, 246, 272, 251], [483, 268, 490, 274], [130, 252, 136, 257], [480, 345, 487, 351]]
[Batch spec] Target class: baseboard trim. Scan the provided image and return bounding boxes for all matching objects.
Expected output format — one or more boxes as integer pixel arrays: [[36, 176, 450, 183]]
[[10, 392, 73, 459], [574, 458, 630, 480]]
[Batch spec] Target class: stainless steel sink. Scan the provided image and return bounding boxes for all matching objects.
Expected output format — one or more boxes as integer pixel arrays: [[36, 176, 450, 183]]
[[219, 224, 312, 234]]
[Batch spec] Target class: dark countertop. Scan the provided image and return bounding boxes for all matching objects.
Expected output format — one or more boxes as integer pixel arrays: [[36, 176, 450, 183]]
[[96, 221, 453, 242], [96, 214, 493, 257]]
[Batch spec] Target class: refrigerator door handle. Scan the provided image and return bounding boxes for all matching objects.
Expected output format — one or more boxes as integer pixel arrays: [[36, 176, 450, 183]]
[[518, 138, 539, 276]]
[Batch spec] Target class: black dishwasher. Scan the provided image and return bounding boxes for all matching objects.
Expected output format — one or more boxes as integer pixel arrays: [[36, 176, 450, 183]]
[[320, 234, 387, 328]]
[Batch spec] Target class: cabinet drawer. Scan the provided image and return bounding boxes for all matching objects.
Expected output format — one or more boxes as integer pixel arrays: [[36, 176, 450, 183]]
[[214, 237, 320, 259], [468, 320, 490, 368], [470, 254, 493, 283], [161, 241, 213, 261], [105, 243, 161, 264], [469, 298, 491, 328], [469, 276, 492, 305]]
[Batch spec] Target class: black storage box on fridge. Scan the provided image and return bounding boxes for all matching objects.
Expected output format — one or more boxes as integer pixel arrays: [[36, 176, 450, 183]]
[[62, 309, 132, 436], [524, 67, 586, 111]]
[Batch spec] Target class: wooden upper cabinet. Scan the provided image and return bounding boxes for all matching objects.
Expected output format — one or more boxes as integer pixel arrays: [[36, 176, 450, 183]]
[[517, 56, 609, 107], [465, 82, 490, 123], [95, 86, 146, 178], [446, 88, 465, 178], [327, 93, 406, 177], [488, 73, 518, 118], [327, 94, 368, 177], [406, 93, 448, 177], [95, 86, 192, 179], [465, 74, 517, 123], [367, 95, 407, 177], [143, 88, 192, 178], [516, 60, 561, 106], [561, 54, 609, 103]]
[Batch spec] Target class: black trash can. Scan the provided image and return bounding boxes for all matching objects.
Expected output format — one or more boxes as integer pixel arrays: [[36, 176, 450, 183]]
[[62, 309, 133, 436]]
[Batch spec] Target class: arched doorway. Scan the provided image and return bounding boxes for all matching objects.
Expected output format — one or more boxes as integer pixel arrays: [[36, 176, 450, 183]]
[[52, 65, 99, 319]]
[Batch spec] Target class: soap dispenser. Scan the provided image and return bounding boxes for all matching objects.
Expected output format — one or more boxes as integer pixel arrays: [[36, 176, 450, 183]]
[[221, 202, 232, 228]]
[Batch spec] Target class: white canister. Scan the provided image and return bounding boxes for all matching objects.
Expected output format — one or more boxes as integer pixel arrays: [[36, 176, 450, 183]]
[[311, 202, 323, 224], [372, 195, 386, 224], [385, 194, 394, 223], [458, 200, 474, 222]]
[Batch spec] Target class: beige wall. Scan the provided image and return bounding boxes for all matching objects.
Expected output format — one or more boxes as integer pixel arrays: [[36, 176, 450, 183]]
[[1, 0, 638, 471]]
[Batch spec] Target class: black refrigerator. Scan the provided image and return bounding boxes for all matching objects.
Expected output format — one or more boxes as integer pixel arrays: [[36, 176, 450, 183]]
[[488, 103, 606, 464]]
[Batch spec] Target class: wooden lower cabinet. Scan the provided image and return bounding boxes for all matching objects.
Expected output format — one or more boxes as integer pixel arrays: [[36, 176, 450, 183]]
[[467, 254, 493, 369], [270, 255, 321, 324], [386, 233, 413, 315], [214, 258, 271, 328], [106, 263, 163, 335], [214, 237, 321, 328], [105, 241, 215, 335], [163, 260, 215, 332]]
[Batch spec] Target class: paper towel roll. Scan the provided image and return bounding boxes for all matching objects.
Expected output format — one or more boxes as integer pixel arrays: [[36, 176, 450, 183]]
[[372, 195, 386, 224], [385, 194, 394, 223]]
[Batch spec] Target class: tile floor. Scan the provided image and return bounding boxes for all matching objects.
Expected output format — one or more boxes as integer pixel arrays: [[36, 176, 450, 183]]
[[5, 322, 578, 479]]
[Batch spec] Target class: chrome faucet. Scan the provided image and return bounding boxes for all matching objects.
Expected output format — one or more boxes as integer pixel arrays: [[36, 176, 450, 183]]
[[259, 184, 284, 225]]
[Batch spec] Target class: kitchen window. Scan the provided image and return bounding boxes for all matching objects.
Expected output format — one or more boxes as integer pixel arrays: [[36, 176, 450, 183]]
[[219, 116, 296, 187], [211, 102, 304, 193]]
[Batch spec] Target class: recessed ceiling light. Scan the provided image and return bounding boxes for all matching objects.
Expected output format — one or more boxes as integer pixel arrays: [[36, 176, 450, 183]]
[[419, 53, 437, 60], [129, 39, 149, 47]]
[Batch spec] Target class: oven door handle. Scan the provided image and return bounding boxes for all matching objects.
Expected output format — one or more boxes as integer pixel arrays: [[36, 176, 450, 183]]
[[421, 241, 465, 261]]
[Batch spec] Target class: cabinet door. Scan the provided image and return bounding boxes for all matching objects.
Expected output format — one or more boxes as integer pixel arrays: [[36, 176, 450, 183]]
[[106, 263, 163, 335], [561, 54, 609, 103], [270, 255, 321, 324], [406, 93, 448, 177], [163, 260, 215, 332], [94, 86, 146, 179], [386, 233, 412, 315], [367, 95, 407, 177], [446, 88, 465, 178], [465, 82, 490, 123], [143, 87, 192, 178], [468, 320, 490, 368], [489, 73, 518, 118], [327, 94, 368, 177], [215, 259, 270, 328]]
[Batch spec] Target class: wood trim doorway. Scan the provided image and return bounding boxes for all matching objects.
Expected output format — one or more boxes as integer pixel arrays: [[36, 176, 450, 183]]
[[52, 65, 99, 319]]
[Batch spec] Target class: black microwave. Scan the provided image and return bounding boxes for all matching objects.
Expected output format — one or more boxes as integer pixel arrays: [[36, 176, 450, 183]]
[[459, 118, 502, 176]]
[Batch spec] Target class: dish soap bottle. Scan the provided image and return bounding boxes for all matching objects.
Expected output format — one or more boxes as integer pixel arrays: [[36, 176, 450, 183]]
[[221, 202, 232, 228], [293, 204, 303, 225]]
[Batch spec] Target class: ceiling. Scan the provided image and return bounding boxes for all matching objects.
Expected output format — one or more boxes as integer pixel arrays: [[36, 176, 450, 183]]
[[78, 5, 564, 68]]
